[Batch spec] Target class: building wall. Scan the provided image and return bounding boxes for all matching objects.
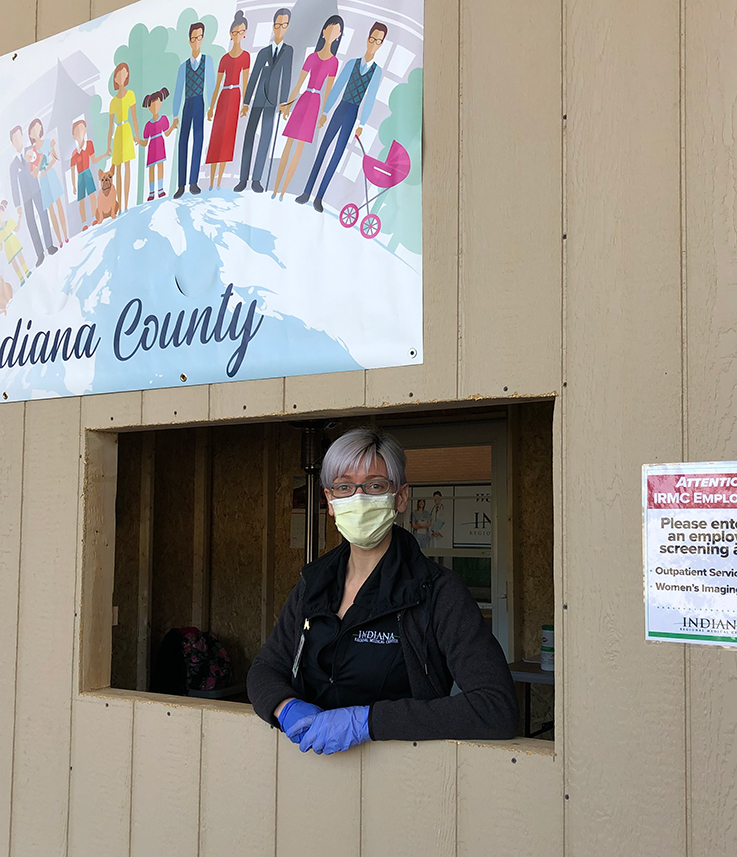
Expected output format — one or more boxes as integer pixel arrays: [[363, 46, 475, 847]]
[[1, 0, 736, 856]]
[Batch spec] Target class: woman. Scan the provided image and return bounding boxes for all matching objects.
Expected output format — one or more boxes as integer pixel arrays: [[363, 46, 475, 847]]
[[28, 119, 69, 247], [410, 498, 431, 548], [247, 428, 518, 755], [106, 61, 140, 212], [271, 15, 342, 201], [205, 10, 250, 191]]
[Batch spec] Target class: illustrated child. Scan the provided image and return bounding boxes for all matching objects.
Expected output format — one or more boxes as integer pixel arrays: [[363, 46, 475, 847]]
[[70, 119, 108, 230], [0, 199, 30, 285], [138, 88, 178, 201]]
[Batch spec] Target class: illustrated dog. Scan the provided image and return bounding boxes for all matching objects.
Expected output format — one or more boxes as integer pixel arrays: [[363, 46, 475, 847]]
[[95, 168, 119, 223], [0, 274, 12, 314]]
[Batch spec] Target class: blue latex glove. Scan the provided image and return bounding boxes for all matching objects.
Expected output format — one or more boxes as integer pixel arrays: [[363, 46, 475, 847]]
[[277, 699, 324, 744], [298, 706, 371, 755]]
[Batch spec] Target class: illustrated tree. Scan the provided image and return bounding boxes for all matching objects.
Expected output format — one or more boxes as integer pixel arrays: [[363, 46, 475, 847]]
[[108, 23, 183, 204], [372, 67, 423, 255]]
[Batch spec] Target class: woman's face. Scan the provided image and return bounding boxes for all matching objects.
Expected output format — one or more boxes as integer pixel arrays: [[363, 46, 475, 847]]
[[324, 455, 409, 516], [323, 22, 342, 46], [417, 499, 425, 511], [231, 24, 246, 46], [114, 68, 128, 89], [29, 122, 42, 146]]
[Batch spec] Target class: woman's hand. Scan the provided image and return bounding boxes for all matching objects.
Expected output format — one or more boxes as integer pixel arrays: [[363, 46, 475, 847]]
[[298, 706, 371, 755], [279, 102, 290, 119], [277, 698, 324, 743]]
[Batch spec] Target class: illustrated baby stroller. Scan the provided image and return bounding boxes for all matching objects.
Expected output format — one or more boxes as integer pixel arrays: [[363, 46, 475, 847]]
[[340, 136, 411, 239]]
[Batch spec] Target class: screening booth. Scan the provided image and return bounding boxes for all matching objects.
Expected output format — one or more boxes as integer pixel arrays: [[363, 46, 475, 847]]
[[108, 404, 555, 739], [5, 0, 737, 854]]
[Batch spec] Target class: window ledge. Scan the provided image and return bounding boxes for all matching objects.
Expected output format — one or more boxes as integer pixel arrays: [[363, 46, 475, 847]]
[[81, 688, 556, 757]]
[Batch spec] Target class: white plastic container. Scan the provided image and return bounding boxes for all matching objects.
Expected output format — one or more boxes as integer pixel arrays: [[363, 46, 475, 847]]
[[541, 624, 554, 671]]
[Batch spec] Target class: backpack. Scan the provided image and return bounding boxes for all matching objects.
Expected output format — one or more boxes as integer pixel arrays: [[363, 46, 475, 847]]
[[151, 626, 233, 695]]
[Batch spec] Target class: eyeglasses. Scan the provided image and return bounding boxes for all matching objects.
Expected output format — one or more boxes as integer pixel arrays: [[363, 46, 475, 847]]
[[330, 478, 392, 498], [368, 36, 384, 44], [190, 34, 204, 42], [274, 21, 289, 29]]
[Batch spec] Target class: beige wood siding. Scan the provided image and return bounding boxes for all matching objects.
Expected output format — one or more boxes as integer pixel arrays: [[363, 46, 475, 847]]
[[2, 0, 737, 854], [685, 1, 737, 855]]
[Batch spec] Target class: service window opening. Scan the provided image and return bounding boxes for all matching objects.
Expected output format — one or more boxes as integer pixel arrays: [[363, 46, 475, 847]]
[[105, 402, 554, 740]]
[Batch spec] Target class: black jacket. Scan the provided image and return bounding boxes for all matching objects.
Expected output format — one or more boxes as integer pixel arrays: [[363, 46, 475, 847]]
[[247, 526, 519, 741]]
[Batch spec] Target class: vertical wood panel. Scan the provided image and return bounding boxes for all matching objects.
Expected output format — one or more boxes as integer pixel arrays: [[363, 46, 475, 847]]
[[361, 741, 456, 857], [209, 378, 284, 422], [142, 385, 209, 426], [275, 732, 360, 857], [130, 702, 201, 857], [68, 696, 133, 857], [2, 1, 34, 53], [457, 743, 561, 856], [10, 398, 80, 857], [564, 0, 684, 855], [199, 709, 277, 857], [137, 435, 155, 691], [365, 0, 459, 408], [91, 0, 138, 16], [459, 0, 562, 398], [685, 4, 737, 853], [80, 431, 118, 691], [284, 370, 365, 415], [192, 428, 212, 629], [37, 0, 89, 41], [82, 392, 142, 430], [0, 405, 24, 857]]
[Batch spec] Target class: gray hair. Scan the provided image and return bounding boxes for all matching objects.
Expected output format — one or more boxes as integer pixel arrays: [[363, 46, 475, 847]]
[[321, 428, 406, 489], [274, 7, 291, 23]]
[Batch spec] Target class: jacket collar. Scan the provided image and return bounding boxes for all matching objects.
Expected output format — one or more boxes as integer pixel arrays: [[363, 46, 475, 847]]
[[300, 525, 437, 620]]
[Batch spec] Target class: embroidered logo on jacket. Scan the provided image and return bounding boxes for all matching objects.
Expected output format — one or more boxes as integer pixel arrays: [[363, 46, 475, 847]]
[[353, 630, 399, 644]]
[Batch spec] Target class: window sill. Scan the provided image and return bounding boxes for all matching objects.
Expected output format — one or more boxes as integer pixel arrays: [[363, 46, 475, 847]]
[[81, 687, 556, 757]]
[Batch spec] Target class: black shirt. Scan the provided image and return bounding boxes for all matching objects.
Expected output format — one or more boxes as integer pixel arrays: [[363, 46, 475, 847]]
[[299, 549, 412, 709]]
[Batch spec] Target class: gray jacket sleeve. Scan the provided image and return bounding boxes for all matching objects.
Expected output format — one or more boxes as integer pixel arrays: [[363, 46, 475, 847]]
[[369, 571, 519, 741], [246, 579, 303, 726]]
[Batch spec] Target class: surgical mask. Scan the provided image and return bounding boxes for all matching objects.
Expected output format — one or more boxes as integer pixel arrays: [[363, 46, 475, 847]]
[[330, 492, 397, 550]]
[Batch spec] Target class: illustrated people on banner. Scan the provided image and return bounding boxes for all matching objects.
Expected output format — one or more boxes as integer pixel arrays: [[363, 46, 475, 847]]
[[138, 88, 178, 201], [205, 10, 250, 191], [173, 21, 215, 199], [430, 490, 446, 549], [410, 497, 432, 549], [296, 21, 386, 213], [0, 273, 12, 315], [0, 200, 31, 285], [271, 14, 343, 201], [8, 125, 57, 268], [70, 119, 108, 230], [234, 7, 293, 194], [106, 61, 140, 213], [28, 119, 69, 248]]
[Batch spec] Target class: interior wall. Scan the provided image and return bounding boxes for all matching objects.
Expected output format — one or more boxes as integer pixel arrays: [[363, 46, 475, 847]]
[[111, 433, 142, 691], [209, 423, 266, 682]]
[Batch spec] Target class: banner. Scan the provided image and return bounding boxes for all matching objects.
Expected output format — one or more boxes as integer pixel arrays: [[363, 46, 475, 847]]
[[0, 0, 423, 402], [643, 461, 737, 648]]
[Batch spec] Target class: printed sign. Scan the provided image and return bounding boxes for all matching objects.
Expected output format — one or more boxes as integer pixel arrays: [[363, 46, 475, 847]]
[[643, 462, 737, 647], [0, 0, 423, 402]]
